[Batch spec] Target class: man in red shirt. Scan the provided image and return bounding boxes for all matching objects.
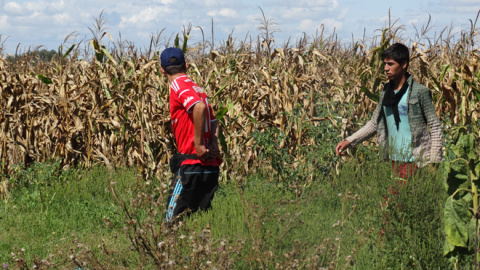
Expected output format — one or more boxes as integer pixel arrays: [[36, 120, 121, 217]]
[[160, 47, 222, 222]]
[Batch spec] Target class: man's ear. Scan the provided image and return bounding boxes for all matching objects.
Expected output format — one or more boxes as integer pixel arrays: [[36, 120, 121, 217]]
[[402, 60, 408, 70], [160, 67, 166, 75]]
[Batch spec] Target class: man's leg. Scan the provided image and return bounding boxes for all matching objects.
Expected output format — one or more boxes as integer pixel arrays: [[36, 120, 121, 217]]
[[166, 167, 185, 222], [165, 164, 219, 222], [392, 161, 417, 181], [380, 161, 418, 240], [193, 166, 220, 211]]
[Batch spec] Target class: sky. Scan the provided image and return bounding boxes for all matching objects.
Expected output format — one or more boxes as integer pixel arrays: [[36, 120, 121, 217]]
[[0, 0, 479, 55]]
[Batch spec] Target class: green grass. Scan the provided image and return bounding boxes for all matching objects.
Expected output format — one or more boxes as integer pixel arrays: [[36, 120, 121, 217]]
[[188, 149, 452, 269], [0, 165, 140, 268], [0, 152, 465, 269]]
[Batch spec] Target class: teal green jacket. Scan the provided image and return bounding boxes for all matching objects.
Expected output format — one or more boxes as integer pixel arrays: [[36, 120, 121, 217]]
[[346, 76, 443, 166]]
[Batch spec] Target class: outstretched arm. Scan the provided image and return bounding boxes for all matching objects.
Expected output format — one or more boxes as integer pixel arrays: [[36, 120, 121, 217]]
[[334, 90, 387, 156]]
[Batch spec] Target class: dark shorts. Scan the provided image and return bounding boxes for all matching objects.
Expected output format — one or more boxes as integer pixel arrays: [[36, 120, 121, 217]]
[[166, 164, 219, 221]]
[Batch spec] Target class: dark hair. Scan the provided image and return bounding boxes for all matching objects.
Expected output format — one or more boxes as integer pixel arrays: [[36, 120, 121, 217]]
[[382, 43, 410, 68], [162, 63, 187, 75]]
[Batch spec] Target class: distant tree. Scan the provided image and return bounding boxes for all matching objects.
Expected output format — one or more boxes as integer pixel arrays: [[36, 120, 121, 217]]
[[5, 49, 59, 64], [5, 55, 15, 63], [35, 49, 58, 62]]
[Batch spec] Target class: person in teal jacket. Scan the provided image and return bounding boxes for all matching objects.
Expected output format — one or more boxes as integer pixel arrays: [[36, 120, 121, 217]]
[[335, 43, 442, 177]]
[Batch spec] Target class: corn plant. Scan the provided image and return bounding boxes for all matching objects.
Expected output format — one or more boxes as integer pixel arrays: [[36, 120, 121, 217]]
[[0, 11, 478, 192], [442, 125, 480, 261]]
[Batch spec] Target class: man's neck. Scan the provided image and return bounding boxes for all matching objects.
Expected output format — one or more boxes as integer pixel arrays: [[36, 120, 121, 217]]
[[391, 73, 408, 91], [167, 73, 186, 82]]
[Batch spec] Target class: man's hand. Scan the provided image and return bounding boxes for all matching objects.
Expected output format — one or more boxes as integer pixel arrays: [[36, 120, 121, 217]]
[[207, 141, 221, 159], [192, 101, 223, 162], [195, 144, 210, 161], [195, 144, 220, 161], [335, 140, 351, 156]]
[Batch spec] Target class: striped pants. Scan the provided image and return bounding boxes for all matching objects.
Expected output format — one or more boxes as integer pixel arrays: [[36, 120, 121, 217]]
[[166, 164, 219, 222]]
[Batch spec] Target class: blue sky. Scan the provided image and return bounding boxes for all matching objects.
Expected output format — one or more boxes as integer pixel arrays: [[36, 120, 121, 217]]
[[0, 0, 479, 55]]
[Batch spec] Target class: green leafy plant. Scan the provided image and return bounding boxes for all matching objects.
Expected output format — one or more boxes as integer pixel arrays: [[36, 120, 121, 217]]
[[442, 126, 480, 259]]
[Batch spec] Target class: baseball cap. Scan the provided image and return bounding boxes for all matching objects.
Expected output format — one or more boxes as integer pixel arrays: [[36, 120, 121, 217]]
[[160, 47, 186, 67]]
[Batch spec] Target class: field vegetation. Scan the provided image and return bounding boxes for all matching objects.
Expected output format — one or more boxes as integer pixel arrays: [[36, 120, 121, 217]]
[[0, 11, 479, 269]]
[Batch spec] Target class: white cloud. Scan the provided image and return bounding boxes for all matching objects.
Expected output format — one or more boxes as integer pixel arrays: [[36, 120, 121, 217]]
[[449, 6, 480, 13], [284, 16, 343, 41], [298, 19, 341, 32], [285, 0, 330, 7], [425, 0, 480, 14], [298, 19, 316, 30], [338, 8, 349, 19], [408, 18, 420, 24], [329, 0, 339, 10], [322, 18, 342, 31], [207, 8, 238, 18], [204, 0, 223, 7], [448, 0, 480, 4], [378, 15, 390, 24], [53, 13, 70, 25], [4, 2, 25, 15], [280, 8, 312, 19], [119, 6, 171, 25], [153, 0, 174, 4], [0, 0, 476, 54], [24, 1, 44, 12], [0, 15, 10, 31]]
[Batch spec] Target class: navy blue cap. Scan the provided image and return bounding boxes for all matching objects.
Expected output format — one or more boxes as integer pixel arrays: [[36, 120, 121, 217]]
[[160, 47, 186, 67]]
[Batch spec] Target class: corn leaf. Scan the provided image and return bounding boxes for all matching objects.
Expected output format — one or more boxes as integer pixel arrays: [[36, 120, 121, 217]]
[[37, 74, 53, 85], [444, 196, 470, 249]]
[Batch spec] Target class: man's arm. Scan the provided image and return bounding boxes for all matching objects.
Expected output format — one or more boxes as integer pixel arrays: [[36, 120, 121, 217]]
[[192, 101, 209, 160], [420, 88, 443, 163], [335, 93, 384, 155], [208, 120, 221, 158]]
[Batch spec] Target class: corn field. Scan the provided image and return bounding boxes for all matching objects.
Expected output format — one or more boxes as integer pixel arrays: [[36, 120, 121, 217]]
[[0, 18, 479, 185]]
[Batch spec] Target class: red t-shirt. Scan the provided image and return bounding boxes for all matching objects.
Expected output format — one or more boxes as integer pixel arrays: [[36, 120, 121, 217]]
[[169, 74, 222, 167]]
